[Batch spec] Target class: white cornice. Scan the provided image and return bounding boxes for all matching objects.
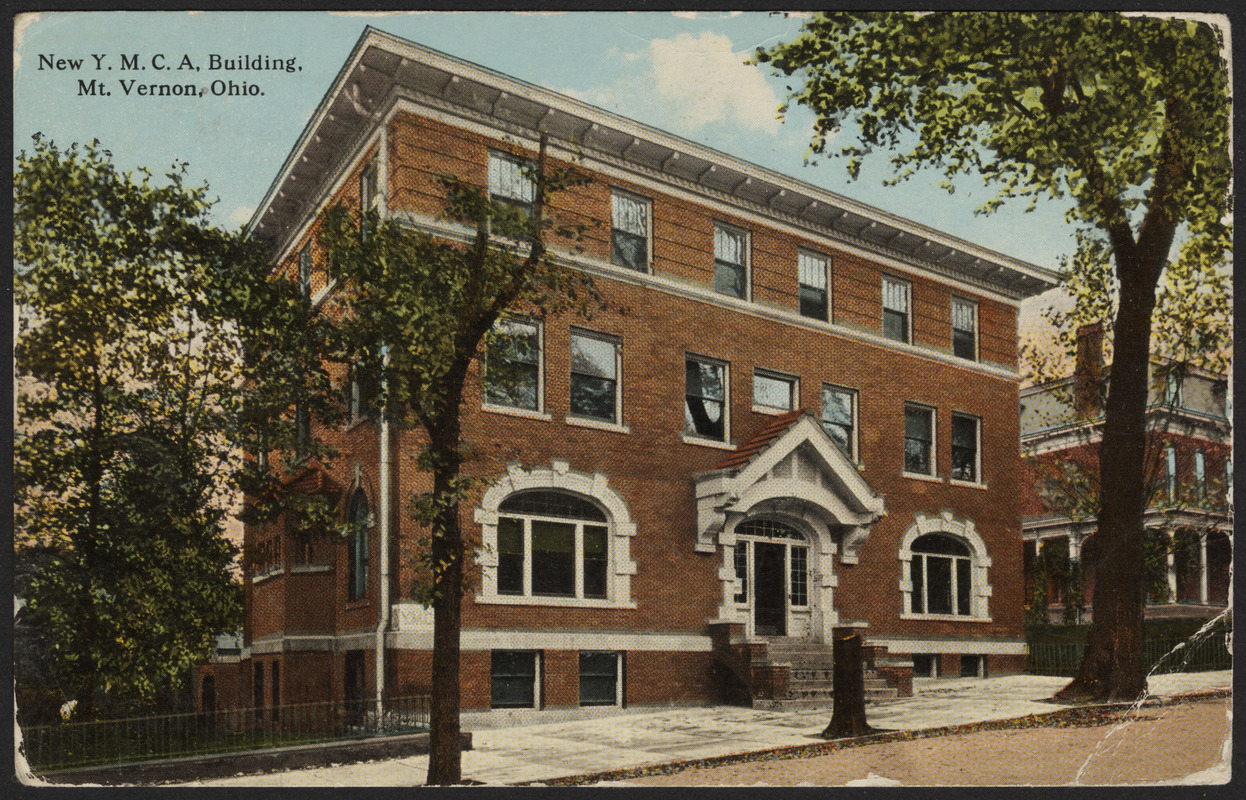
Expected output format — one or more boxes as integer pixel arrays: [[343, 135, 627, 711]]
[[253, 26, 1057, 299], [380, 93, 1031, 305]]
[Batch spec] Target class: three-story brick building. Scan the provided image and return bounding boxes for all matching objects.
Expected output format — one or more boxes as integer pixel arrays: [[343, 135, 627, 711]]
[[202, 28, 1058, 716]]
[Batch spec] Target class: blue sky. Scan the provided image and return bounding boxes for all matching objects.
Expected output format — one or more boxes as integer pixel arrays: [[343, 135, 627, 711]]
[[15, 10, 1075, 323]]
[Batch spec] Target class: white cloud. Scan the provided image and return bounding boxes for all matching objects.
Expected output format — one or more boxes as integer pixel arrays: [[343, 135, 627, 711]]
[[644, 32, 782, 135], [226, 205, 254, 226], [573, 32, 784, 137]]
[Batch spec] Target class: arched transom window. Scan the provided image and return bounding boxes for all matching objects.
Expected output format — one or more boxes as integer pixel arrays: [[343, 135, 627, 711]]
[[497, 490, 609, 599], [909, 534, 971, 616]]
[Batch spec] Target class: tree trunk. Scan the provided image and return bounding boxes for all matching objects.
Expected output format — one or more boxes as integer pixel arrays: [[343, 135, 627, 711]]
[[1057, 248, 1165, 703], [823, 627, 870, 738], [80, 353, 105, 719], [424, 382, 467, 786]]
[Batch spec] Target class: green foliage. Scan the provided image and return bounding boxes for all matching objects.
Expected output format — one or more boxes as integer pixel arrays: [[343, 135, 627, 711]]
[[318, 138, 599, 603], [759, 13, 1231, 698], [1026, 538, 1083, 627], [315, 137, 601, 784], [14, 135, 248, 715], [757, 12, 1230, 227], [758, 12, 1232, 377]]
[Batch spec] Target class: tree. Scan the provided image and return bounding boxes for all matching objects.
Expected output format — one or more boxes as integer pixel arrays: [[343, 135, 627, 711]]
[[14, 136, 250, 716], [1021, 235, 1231, 629], [318, 136, 595, 784], [757, 12, 1231, 701]]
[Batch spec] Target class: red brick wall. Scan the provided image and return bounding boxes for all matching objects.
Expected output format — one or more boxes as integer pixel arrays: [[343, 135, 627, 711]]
[[384, 110, 1016, 369], [237, 106, 1034, 709]]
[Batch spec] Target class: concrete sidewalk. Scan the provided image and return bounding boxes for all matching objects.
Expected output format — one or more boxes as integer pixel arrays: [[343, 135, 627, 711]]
[[180, 670, 1231, 787]]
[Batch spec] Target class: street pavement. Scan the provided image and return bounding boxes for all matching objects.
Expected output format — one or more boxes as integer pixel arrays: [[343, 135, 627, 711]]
[[178, 670, 1231, 787]]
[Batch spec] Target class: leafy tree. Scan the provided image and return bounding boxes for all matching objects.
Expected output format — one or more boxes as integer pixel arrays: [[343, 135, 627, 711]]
[[757, 11, 1230, 702], [318, 136, 595, 784], [14, 136, 253, 716]]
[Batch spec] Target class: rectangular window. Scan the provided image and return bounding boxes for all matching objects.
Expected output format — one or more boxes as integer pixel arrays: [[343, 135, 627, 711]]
[[253, 662, 264, 720], [1164, 370, 1184, 406], [271, 661, 280, 723], [491, 650, 539, 709], [579, 651, 621, 707], [531, 520, 576, 596], [296, 404, 311, 450], [1165, 445, 1177, 501], [360, 160, 378, 212], [497, 517, 525, 595], [957, 559, 972, 615], [685, 356, 728, 441], [298, 244, 312, 299], [488, 151, 536, 216], [611, 191, 650, 272], [882, 276, 911, 343], [821, 384, 857, 460], [348, 362, 377, 423], [496, 516, 609, 600], [733, 542, 748, 603], [713, 224, 748, 299], [753, 369, 797, 412], [926, 555, 953, 614], [912, 551, 972, 617], [1195, 450, 1206, 498], [904, 404, 935, 476], [951, 297, 977, 360], [485, 318, 542, 411], [359, 159, 378, 241], [798, 250, 829, 320], [583, 525, 609, 599], [950, 414, 980, 483], [790, 545, 808, 606], [569, 330, 619, 423], [348, 528, 368, 602]]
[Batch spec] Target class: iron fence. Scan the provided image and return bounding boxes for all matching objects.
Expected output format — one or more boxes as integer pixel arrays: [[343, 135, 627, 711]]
[[1026, 635, 1232, 677], [20, 694, 430, 774]]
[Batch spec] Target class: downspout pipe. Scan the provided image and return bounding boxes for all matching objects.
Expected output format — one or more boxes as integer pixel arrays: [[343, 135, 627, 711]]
[[375, 361, 390, 721], [374, 127, 391, 723]]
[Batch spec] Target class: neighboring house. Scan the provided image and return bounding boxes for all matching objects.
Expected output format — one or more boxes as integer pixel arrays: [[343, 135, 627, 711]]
[[1020, 322, 1232, 624], [200, 27, 1057, 715]]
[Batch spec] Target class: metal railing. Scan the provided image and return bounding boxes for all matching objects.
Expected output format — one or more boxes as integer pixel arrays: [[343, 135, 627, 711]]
[[1026, 635, 1232, 677], [20, 695, 430, 774]]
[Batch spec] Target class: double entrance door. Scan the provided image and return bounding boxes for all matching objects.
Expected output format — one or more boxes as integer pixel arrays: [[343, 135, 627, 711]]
[[734, 519, 810, 637]]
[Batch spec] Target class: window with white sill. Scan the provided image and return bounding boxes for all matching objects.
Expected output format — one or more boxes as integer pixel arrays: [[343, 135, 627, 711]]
[[685, 355, 729, 441], [611, 191, 650, 272], [753, 369, 797, 412], [904, 403, 935, 476], [950, 413, 980, 483], [484, 317, 542, 412], [569, 329, 620, 425]]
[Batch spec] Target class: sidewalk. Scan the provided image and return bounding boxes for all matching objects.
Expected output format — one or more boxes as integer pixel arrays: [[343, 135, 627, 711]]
[[179, 670, 1231, 787]]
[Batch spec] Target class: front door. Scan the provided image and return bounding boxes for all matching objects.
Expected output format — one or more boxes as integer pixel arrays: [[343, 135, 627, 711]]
[[754, 541, 787, 636]]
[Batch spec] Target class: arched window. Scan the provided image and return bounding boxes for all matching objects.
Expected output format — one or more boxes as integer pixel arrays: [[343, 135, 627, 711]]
[[497, 490, 609, 599], [910, 534, 972, 616], [348, 490, 370, 601]]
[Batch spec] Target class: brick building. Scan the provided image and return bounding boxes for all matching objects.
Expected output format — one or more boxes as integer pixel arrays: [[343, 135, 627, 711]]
[[1020, 323, 1232, 624], [201, 28, 1058, 716]]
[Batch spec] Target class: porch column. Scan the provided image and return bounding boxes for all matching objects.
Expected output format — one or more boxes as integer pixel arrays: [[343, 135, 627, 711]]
[[1165, 530, 1178, 604], [1068, 533, 1082, 561], [1199, 532, 1210, 605]]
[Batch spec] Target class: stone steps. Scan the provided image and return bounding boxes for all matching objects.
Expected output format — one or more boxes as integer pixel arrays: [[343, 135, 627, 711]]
[[747, 636, 900, 707]]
